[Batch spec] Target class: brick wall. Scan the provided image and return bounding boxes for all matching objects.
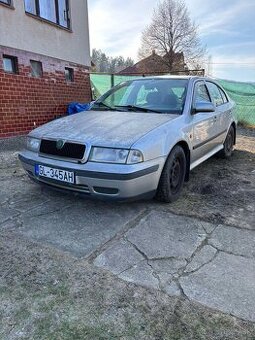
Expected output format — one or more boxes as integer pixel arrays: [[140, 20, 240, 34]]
[[0, 46, 91, 138]]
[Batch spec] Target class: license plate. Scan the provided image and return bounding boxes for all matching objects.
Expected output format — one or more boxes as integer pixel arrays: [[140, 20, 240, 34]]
[[35, 165, 75, 184]]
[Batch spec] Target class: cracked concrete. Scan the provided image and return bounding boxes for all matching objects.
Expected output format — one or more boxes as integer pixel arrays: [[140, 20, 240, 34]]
[[180, 252, 255, 322], [184, 245, 218, 273], [119, 261, 160, 290], [94, 210, 255, 322], [93, 240, 144, 275], [209, 225, 255, 258], [13, 202, 147, 258], [125, 211, 207, 259]]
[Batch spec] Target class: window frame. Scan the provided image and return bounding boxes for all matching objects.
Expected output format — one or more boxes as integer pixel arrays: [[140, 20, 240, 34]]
[[2, 55, 19, 74], [65, 67, 74, 82], [192, 80, 212, 112], [24, 0, 71, 30], [218, 87, 229, 104], [205, 81, 225, 107], [0, 0, 11, 5], [0, 0, 13, 8], [30, 60, 43, 78], [194, 82, 211, 104]]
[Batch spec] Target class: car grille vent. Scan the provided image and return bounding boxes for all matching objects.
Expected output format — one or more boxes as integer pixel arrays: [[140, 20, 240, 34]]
[[40, 139, 85, 160]]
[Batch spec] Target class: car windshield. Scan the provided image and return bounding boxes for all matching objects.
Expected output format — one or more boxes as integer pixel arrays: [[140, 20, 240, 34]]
[[91, 78, 188, 114]]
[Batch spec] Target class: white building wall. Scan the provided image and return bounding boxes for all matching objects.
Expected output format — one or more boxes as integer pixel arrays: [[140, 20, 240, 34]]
[[0, 0, 90, 66]]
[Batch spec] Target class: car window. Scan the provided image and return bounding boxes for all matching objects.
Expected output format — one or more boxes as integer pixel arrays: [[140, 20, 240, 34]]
[[194, 83, 211, 103], [134, 84, 185, 108], [103, 84, 135, 107], [93, 79, 189, 114], [133, 81, 187, 112], [206, 82, 224, 106], [219, 87, 229, 104], [136, 85, 157, 106]]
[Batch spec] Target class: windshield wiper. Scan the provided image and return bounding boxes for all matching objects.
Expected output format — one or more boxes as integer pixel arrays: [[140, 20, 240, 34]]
[[115, 105, 162, 113], [92, 102, 116, 111]]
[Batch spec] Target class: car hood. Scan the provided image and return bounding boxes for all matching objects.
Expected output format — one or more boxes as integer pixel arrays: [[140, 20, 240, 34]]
[[30, 110, 178, 148]]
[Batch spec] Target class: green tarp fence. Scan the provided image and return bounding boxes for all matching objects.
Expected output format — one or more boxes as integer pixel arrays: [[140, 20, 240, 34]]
[[90, 74, 143, 99], [217, 79, 255, 125], [90, 74, 255, 126]]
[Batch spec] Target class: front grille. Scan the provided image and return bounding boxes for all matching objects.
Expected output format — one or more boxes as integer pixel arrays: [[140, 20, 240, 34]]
[[40, 139, 86, 160]]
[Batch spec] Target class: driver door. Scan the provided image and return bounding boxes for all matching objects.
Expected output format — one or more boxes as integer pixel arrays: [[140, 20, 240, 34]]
[[191, 81, 219, 163]]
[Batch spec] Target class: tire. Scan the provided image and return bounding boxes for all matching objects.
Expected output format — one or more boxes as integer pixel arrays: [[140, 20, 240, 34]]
[[218, 125, 235, 159], [155, 145, 186, 203]]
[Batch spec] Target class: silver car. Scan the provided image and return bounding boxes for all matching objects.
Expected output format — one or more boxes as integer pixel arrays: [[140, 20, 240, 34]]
[[19, 76, 236, 202]]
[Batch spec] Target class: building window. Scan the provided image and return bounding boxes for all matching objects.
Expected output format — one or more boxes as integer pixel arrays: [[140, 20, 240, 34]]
[[24, 0, 36, 14], [40, 0, 56, 22], [65, 67, 74, 82], [0, 0, 12, 6], [3, 55, 18, 74], [30, 60, 43, 78], [24, 0, 70, 29]]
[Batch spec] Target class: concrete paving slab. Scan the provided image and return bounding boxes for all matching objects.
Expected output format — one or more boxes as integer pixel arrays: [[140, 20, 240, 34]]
[[94, 240, 144, 275], [149, 258, 187, 274], [184, 245, 217, 273], [0, 177, 35, 204], [126, 210, 206, 259], [210, 225, 255, 258], [180, 252, 255, 322], [19, 200, 72, 219], [119, 261, 159, 290], [9, 194, 49, 213], [151, 271, 182, 297], [93, 211, 255, 322], [0, 204, 19, 224], [14, 200, 145, 258], [198, 221, 218, 234], [164, 280, 182, 297]]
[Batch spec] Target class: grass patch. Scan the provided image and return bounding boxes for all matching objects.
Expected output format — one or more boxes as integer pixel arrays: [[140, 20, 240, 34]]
[[32, 319, 120, 340]]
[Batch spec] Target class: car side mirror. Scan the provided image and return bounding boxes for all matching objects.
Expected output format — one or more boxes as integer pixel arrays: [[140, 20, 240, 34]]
[[192, 102, 215, 114]]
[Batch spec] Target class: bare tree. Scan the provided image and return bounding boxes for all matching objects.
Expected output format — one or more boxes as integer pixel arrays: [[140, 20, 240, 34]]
[[139, 0, 206, 70]]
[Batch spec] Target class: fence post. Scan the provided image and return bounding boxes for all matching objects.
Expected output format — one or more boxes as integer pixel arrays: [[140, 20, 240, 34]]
[[111, 74, 114, 88]]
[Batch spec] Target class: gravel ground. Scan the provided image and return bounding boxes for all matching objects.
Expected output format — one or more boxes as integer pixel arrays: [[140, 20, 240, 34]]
[[0, 126, 254, 340]]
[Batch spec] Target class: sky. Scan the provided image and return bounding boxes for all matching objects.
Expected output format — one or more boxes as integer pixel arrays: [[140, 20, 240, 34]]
[[88, 0, 255, 82]]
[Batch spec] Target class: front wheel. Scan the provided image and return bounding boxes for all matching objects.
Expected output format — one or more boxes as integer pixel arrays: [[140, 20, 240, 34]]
[[155, 145, 186, 203], [218, 125, 235, 159]]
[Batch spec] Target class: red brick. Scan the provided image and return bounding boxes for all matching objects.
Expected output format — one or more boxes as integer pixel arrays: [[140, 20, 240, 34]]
[[0, 46, 91, 137]]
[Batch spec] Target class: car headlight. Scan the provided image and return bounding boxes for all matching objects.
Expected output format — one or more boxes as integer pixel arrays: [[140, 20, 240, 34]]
[[27, 137, 41, 152], [89, 147, 143, 164], [127, 150, 144, 164]]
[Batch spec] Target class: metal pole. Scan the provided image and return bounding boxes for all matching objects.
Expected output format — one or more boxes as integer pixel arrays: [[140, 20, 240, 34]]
[[111, 74, 114, 88]]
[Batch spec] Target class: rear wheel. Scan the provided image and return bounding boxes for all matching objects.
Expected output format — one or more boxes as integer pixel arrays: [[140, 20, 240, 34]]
[[219, 125, 235, 159], [155, 145, 186, 203]]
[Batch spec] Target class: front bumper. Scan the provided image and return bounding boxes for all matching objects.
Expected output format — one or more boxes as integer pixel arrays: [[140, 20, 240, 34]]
[[19, 151, 165, 201]]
